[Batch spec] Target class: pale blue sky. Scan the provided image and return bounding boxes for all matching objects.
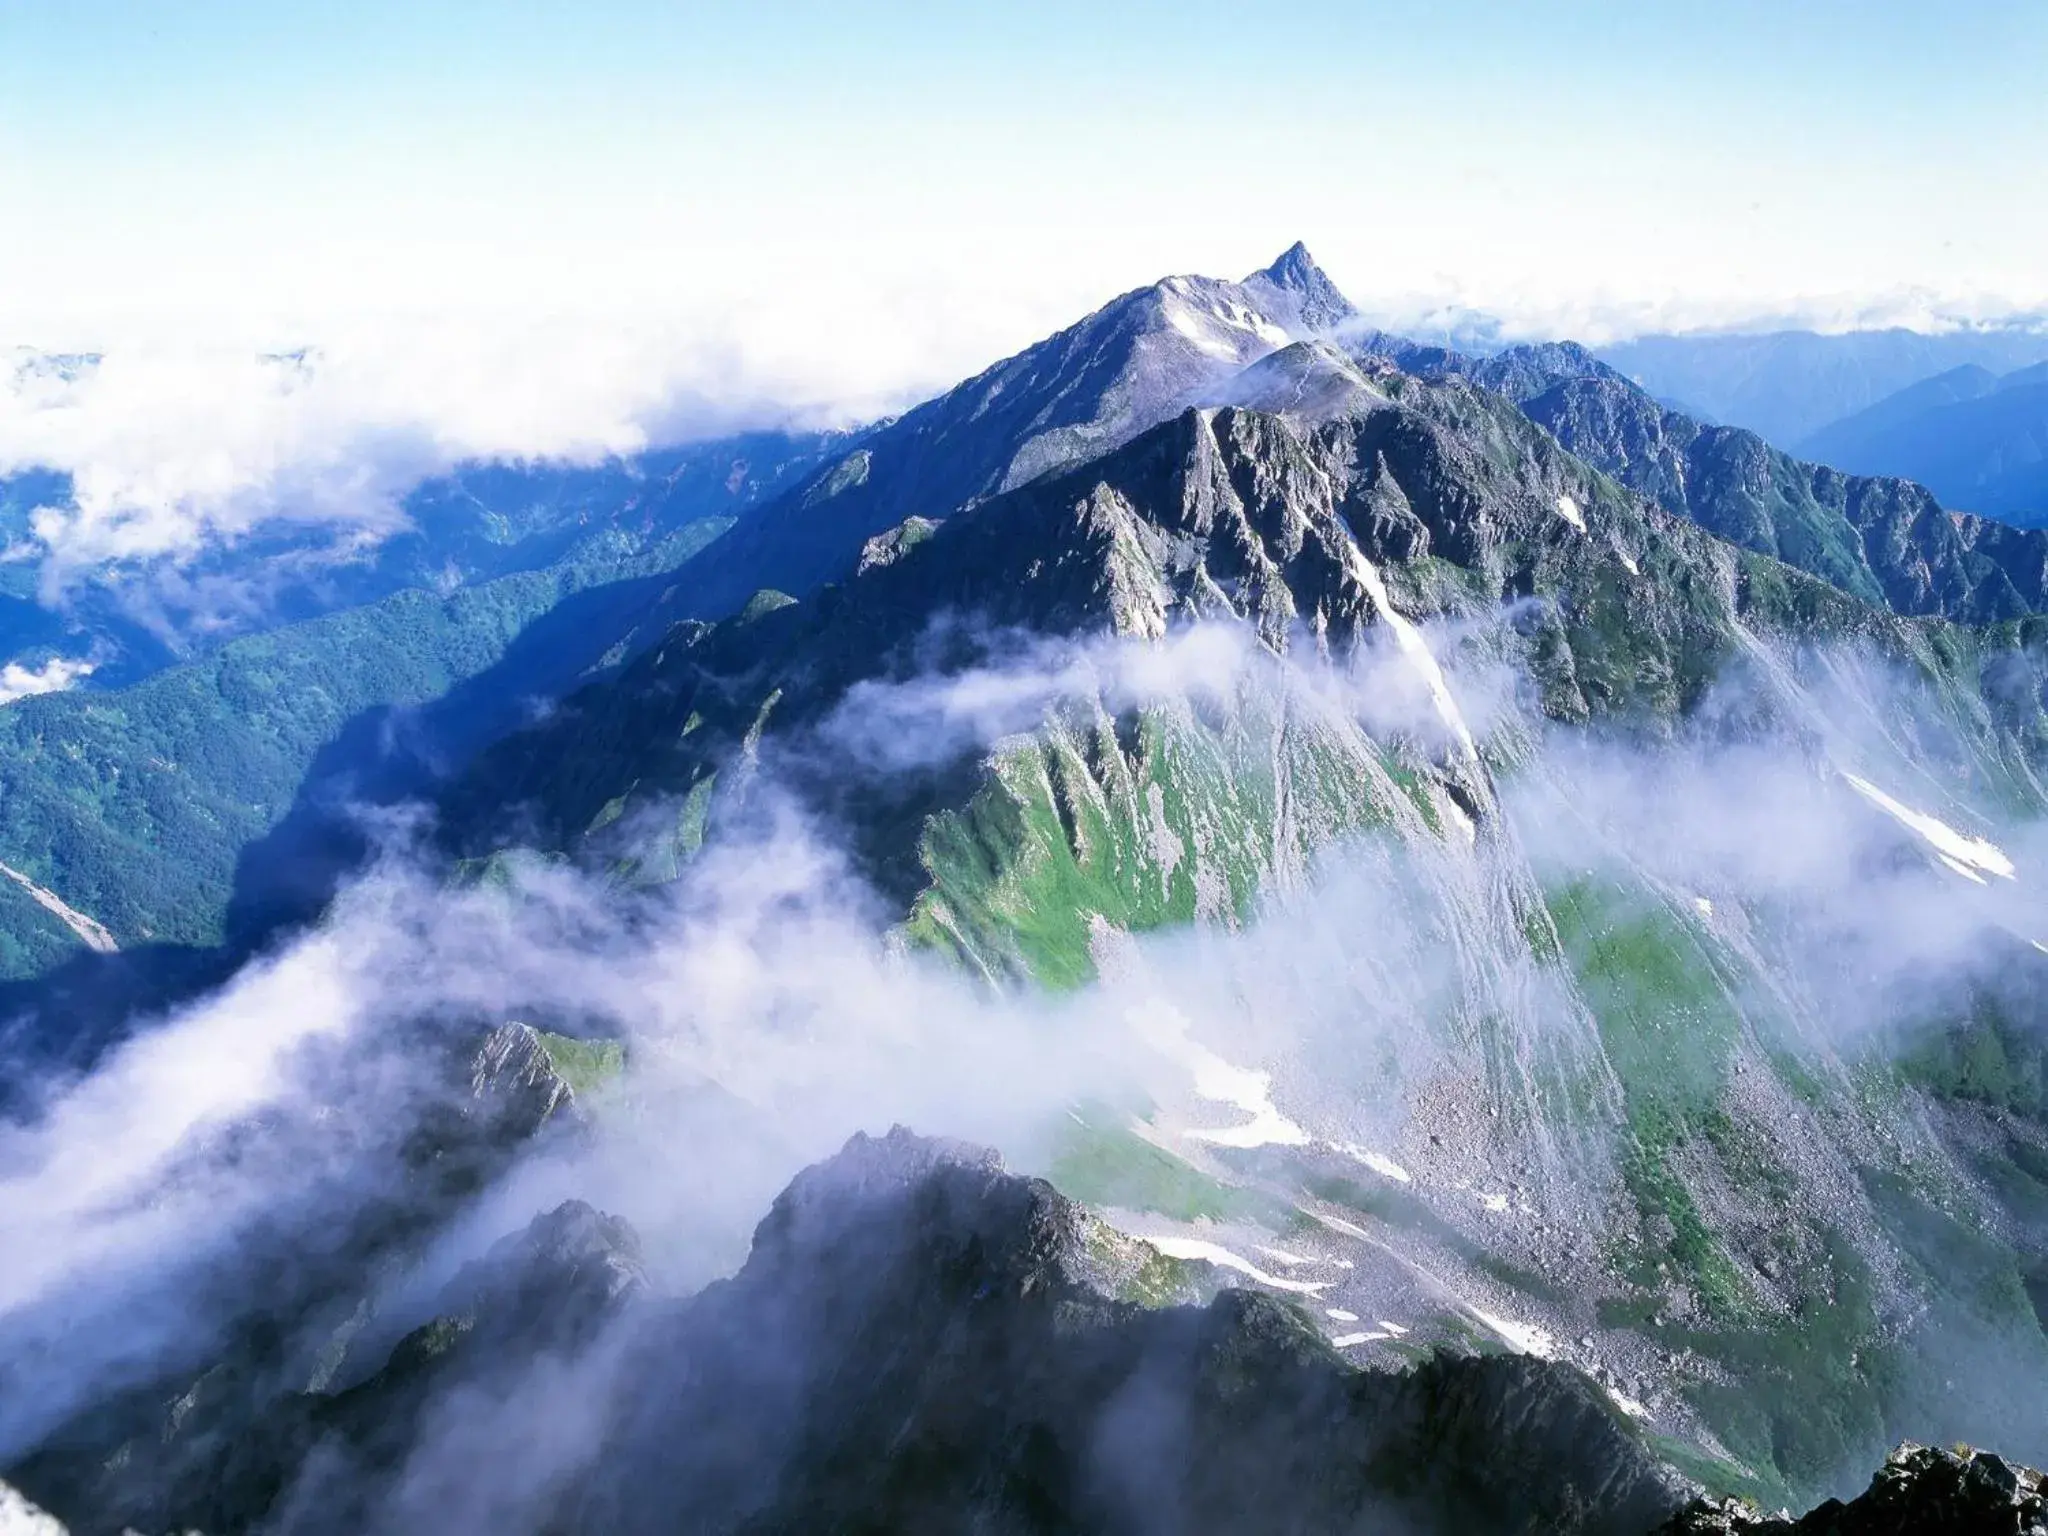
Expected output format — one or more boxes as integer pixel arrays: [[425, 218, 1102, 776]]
[[3, 1, 2044, 366]]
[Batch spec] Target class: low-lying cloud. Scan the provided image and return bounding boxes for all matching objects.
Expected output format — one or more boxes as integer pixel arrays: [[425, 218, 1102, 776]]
[[0, 656, 95, 705], [2, 329, 865, 595]]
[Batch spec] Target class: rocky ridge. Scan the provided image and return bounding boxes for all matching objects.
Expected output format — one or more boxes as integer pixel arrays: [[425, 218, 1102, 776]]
[[1659, 1443, 2048, 1534]]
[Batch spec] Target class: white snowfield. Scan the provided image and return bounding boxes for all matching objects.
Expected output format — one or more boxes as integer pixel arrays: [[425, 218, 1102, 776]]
[[1554, 494, 1587, 532], [1841, 773, 2016, 882], [1338, 531, 1480, 763], [1159, 279, 1291, 360], [1331, 1330, 1389, 1347], [1145, 1236, 1329, 1296], [1470, 1307, 1556, 1358], [1337, 1144, 1413, 1184], [1326, 1307, 1359, 1322], [1128, 999, 1309, 1149], [1257, 1245, 1314, 1267]]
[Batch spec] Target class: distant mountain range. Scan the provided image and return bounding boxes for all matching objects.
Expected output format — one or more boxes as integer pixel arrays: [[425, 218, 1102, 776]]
[[1796, 361, 2048, 524], [1596, 326, 2048, 447], [0, 424, 842, 688]]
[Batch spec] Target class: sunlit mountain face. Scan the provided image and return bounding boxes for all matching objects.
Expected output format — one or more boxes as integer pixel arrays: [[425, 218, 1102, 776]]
[[6, 228, 2048, 1536]]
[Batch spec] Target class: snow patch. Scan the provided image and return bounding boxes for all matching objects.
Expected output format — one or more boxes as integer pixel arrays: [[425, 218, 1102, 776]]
[[1129, 1000, 1309, 1148], [1378, 1320, 1410, 1337], [1617, 548, 1640, 576], [1477, 1191, 1510, 1214], [1256, 1245, 1315, 1267], [1163, 296, 1243, 361], [1607, 1386, 1653, 1421], [1554, 494, 1586, 532], [1842, 773, 2015, 881], [1326, 1308, 1359, 1322], [1693, 896, 1714, 918], [1338, 1144, 1412, 1183], [1330, 1331, 1390, 1347], [1306, 1211, 1371, 1241], [1440, 793, 1477, 845], [1938, 854, 1989, 886], [1470, 1307, 1555, 1358], [1145, 1236, 1328, 1295], [1337, 528, 1479, 762]]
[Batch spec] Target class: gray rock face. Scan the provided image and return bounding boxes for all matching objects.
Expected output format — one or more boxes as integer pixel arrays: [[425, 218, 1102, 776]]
[[464, 1022, 578, 1143], [1657, 1442, 2048, 1534], [1344, 332, 2048, 624]]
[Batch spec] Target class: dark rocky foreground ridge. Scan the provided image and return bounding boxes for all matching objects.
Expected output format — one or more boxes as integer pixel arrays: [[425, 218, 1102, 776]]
[[1658, 1443, 2048, 1534], [9, 1125, 2043, 1534], [13, 1127, 1693, 1535]]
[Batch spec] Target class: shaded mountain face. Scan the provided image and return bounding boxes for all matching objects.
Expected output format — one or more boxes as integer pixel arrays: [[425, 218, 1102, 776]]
[[0, 248, 1355, 1011], [1658, 1443, 2048, 1534], [2, 1019, 604, 1533], [1595, 327, 2048, 447], [438, 375, 1810, 902], [444, 346, 2048, 919], [1797, 363, 2048, 524]]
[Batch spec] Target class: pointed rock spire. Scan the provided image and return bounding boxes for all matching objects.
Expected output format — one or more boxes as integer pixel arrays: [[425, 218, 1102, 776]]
[[1247, 241, 1354, 331], [1263, 240, 1322, 288]]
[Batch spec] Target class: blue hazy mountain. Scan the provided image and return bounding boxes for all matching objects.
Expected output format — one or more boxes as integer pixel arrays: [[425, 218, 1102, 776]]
[[1796, 361, 2048, 524], [0, 426, 843, 689], [1597, 326, 2048, 447]]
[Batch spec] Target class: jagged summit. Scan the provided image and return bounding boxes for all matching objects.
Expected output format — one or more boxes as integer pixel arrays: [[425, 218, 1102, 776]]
[[666, 246, 1362, 617], [1259, 239, 1320, 285], [1246, 240, 1355, 332]]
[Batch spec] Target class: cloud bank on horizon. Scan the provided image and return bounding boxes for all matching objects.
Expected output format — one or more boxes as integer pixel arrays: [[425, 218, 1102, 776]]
[[1, 1, 2043, 599]]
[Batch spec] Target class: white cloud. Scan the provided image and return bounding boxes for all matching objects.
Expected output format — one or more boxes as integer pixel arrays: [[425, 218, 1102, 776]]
[[0, 323, 910, 594], [0, 655, 95, 704]]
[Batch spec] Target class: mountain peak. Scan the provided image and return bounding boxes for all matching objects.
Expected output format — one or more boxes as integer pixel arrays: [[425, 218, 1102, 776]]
[[1246, 241, 1354, 332], [1260, 240, 1322, 289]]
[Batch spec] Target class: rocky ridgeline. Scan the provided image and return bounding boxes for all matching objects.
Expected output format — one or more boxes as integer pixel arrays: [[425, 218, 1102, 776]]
[[7, 1122, 2048, 1533], [1661, 1444, 2048, 1534], [10, 1127, 1690, 1535]]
